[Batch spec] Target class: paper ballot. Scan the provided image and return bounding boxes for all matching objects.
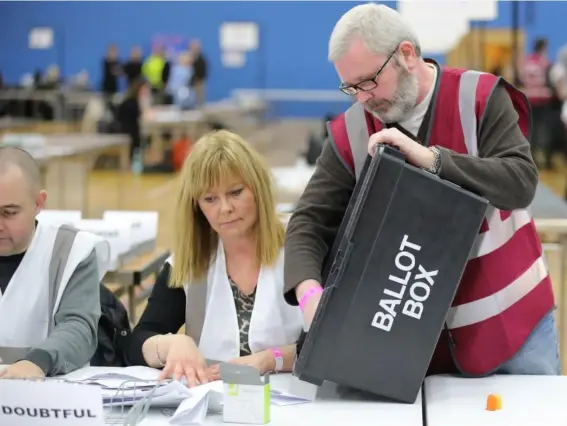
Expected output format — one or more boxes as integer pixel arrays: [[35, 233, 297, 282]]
[[64, 366, 160, 387], [168, 378, 313, 425], [169, 381, 224, 425], [63, 366, 313, 426], [270, 389, 313, 406], [63, 366, 190, 407], [103, 381, 191, 407]]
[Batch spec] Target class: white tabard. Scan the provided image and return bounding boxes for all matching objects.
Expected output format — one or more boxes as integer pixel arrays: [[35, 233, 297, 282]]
[[0, 221, 110, 358], [169, 242, 303, 362]]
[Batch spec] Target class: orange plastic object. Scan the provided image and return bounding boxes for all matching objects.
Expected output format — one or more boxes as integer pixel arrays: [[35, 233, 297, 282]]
[[172, 137, 193, 172], [486, 394, 503, 411]]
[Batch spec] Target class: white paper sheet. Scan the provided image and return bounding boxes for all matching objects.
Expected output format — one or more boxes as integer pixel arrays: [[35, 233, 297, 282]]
[[169, 381, 223, 425], [168, 380, 312, 425], [64, 366, 188, 407], [63, 367, 313, 424], [103, 381, 191, 408], [270, 389, 312, 406], [65, 366, 161, 383]]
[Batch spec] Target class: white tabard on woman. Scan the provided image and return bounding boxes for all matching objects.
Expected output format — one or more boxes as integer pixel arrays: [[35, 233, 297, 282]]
[[167, 243, 303, 362]]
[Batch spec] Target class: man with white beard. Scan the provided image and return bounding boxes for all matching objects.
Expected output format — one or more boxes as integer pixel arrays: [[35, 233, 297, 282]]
[[284, 3, 559, 378]]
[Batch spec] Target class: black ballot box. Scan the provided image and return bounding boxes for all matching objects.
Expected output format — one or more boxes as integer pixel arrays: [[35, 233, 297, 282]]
[[293, 145, 489, 404]]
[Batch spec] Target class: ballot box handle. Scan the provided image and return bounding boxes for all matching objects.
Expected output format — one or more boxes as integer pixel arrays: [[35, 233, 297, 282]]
[[327, 241, 353, 289], [329, 250, 342, 277], [374, 143, 406, 162]]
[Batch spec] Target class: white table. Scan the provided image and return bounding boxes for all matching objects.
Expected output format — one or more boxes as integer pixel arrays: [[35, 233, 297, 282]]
[[424, 374, 567, 426], [213, 375, 423, 426], [101, 372, 424, 425], [3, 133, 130, 214]]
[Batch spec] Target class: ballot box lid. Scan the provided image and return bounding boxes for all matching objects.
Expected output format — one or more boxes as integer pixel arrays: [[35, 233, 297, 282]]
[[293, 145, 489, 403]]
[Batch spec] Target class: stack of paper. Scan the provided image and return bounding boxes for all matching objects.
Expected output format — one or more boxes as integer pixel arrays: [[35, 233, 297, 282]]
[[169, 381, 224, 425], [168, 380, 313, 425], [63, 367, 314, 425], [64, 366, 191, 408], [102, 381, 191, 407], [64, 366, 160, 383]]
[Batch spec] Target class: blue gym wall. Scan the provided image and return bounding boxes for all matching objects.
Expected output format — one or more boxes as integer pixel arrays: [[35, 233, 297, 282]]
[[0, 1, 565, 118], [486, 1, 567, 58]]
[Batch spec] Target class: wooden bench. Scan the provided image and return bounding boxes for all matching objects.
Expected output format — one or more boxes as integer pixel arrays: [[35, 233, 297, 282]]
[[104, 246, 170, 323]]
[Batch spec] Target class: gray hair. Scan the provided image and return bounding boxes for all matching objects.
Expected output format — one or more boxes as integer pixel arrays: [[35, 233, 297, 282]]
[[328, 3, 421, 62]]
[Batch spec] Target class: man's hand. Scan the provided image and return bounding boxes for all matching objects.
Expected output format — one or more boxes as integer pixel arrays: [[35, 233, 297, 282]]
[[301, 291, 322, 330], [295, 279, 323, 330], [368, 128, 435, 169], [0, 361, 45, 380]]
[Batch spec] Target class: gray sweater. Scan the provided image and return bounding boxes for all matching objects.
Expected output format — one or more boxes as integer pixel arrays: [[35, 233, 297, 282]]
[[283, 84, 539, 303], [1, 249, 101, 375]]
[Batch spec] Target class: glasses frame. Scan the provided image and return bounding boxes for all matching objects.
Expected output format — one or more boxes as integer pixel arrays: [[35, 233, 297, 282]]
[[339, 48, 398, 96]]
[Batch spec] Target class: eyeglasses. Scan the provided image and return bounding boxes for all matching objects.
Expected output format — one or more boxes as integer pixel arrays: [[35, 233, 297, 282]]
[[339, 49, 398, 96]]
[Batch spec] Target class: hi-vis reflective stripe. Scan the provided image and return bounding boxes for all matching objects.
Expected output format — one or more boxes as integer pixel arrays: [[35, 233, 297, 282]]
[[458, 71, 483, 157], [458, 71, 536, 258], [469, 208, 532, 259], [446, 256, 547, 329], [450, 71, 549, 327]]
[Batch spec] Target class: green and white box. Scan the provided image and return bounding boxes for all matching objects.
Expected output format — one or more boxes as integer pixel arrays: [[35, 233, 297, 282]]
[[220, 364, 270, 424]]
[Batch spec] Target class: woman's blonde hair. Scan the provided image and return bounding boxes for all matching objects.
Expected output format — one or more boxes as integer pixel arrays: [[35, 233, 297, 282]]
[[169, 130, 284, 288]]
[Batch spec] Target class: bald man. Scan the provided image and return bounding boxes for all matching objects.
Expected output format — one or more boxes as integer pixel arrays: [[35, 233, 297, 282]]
[[0, 147, 110, 379]]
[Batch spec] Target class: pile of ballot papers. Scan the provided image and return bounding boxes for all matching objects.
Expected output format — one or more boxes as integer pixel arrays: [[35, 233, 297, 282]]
[[63, 366, 188, 407], [61, 366, 313, 425]]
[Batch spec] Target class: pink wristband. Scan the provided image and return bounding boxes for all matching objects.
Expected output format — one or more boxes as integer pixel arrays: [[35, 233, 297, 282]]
[[271, 348, 283, 372], [299, 287, 323, 311]]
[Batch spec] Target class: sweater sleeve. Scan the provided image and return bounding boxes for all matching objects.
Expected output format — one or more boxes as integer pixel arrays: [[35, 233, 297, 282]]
[[24, 249, 101, 376], [126, 263, 187, 366], [436, 84, 539, 210], [283, 140, 355, 304]]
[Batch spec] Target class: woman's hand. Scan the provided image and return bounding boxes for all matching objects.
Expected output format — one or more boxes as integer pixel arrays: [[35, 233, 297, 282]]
[[207, 351, 274, 381], [230, 351, 274, 373], [158, 334, 208, 387]]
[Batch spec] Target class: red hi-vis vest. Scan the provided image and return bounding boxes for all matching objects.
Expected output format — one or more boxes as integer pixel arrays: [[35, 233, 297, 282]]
[[328, 64, 555, 376]]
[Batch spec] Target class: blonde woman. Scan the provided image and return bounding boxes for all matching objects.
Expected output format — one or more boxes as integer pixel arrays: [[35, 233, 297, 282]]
[[126, 130, 303, 386]]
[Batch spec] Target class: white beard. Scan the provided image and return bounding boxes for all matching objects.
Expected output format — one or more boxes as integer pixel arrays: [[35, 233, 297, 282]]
[[366, 67, 419, 123]]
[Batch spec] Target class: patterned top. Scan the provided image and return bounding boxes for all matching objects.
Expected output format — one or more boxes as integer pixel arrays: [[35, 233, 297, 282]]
[[228, 276, 256, 356]]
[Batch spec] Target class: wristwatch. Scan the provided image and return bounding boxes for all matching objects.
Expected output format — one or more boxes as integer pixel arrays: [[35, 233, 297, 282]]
[[271, 348, 284, 372], [427, 146, 441, 175]]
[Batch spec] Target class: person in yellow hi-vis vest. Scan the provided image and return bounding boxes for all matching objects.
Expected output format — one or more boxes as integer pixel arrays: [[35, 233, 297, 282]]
[[142, 46, 170, 102]]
